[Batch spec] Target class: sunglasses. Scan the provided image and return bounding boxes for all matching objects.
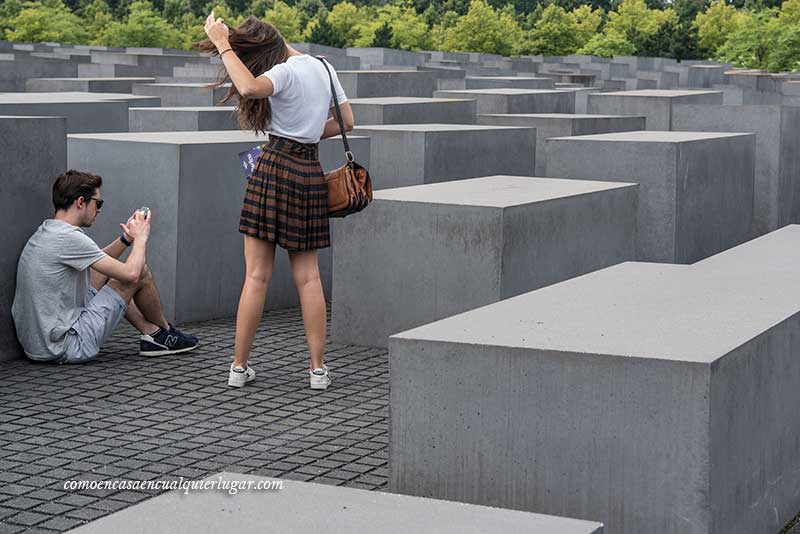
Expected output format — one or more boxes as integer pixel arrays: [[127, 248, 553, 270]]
[[87, 197, 104, 209]]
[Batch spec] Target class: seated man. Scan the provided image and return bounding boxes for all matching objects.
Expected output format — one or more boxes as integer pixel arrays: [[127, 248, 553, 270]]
[[12, 169, 198, 364]]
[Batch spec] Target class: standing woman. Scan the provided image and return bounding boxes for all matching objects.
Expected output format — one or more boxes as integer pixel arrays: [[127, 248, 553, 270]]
[[200, 14, 354, 389]]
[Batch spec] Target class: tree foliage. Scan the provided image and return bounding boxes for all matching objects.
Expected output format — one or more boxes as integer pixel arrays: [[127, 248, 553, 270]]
[[5, 0, 89, 43], [441, 0, 523, 55]]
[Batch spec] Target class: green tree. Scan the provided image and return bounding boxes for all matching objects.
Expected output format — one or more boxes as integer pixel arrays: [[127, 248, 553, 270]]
[[77, 0, 114, 38], [715, 9, 772, 68], [693, 0, 744, 55], [605, 0, 678, 43], [0, 0, 24, 34], [442, 0, 523, 55], [525, 4, 581, 55], [162, 0, 189, 23], [93, 0, 182, 47], [264, 0, 302, 41], [328, 1, 362, 45], [371, 20, 393, 47], [578, 29, 636, 55], [305, 9, 346, 47], [5, 0, 89, 43], [293, 0, 324, 28], [568, 4, 604, 48]]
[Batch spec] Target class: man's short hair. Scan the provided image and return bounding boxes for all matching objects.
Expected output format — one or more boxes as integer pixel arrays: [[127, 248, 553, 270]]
[[52, 170, 103, 212]]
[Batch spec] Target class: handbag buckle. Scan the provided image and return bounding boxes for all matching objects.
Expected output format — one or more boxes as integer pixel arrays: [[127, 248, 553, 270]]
[[345, 151, 354, 163]]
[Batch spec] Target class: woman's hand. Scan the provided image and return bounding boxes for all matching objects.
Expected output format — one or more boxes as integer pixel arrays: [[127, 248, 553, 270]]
[[204, 10, 230, 51]]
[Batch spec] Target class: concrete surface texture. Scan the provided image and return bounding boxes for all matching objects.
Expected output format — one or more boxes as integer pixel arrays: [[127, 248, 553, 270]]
[[465, 76, 556, 90], [433, 88, 575, 114], [348, 97, 477, 125], [351, 124, 536, 189], [587, 90, 724, 130], [545, 130, 756, 263], [65, 472, 604, 534], [337, 70, 438, 98], [389, 227, 800, 533], [131, 83, 232, 107], [66, 130, 370, 323], [128, 106, 239, 132], [331, 175, 637, 347], [478, 113, 646, 175], [25, 77, 155, 93], [671, 104, 800, 236], [0, 116, 67, 362]]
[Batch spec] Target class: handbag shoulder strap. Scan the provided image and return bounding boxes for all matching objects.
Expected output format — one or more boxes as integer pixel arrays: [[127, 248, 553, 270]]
[[315, 55, 353, 163]]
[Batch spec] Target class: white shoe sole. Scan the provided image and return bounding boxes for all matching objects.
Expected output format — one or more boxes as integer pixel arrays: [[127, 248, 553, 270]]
[[310, 378, 331, 390], [140, 344, 198, 357], [228, 371, 255, 388]]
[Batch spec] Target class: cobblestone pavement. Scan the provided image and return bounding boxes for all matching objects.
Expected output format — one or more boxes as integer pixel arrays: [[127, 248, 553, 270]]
[[0, 307, 388, 533]]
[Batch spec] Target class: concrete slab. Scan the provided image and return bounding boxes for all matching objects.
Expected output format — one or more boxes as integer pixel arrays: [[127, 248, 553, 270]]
[[434, 88, 574, 114], [478, 113, 645, 175], [349, 97, 476, 125], [25, 77, 155, 93], [465, 76, 555, 90], [350, 124, 535, 189], [132, 82, 232, 106], [672, 105, 800, 235], [0, 92, 160, 133], [545, 130, 755, 263], [65, 472, 604, 534], [587, 90, 724, 130], [332, 175, 637, 347], [337, 70, 438, 98], [129, 106, 239, 132], [67, 130, 370, 322], [0, 116, 67, 362], [389, 236, 800, 533]]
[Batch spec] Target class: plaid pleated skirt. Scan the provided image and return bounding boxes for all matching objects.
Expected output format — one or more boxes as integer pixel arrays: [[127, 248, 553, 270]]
[[239, 134, 330, 251]]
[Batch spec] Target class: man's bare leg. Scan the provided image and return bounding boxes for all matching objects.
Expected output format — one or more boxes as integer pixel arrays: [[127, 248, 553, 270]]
[[91, 266, 168, 334]]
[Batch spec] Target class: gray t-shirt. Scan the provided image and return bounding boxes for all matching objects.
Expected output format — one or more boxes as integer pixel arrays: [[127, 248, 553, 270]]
[[12, 219, 106, 361]]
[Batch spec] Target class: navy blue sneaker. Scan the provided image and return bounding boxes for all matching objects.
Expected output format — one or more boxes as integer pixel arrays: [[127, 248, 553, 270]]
[[140, 327, 198, 357], [169, 322, 198, 345]]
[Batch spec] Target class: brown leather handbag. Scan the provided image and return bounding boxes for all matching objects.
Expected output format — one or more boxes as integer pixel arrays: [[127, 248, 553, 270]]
[[316, 56, 373, 218]]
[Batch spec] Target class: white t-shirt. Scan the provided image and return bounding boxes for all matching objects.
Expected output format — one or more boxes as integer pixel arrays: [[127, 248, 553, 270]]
[[262, 54, 348, 144]]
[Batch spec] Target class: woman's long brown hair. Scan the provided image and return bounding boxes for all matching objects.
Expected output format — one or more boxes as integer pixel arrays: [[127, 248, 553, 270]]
[[196, 16, 288, 134]]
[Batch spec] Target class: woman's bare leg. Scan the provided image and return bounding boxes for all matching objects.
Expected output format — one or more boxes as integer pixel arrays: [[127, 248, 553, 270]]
[[288, 249, 326, 371], [233, 236, 275, 368]]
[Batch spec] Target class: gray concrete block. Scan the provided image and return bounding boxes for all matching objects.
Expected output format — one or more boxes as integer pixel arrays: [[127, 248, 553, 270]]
[[351, 124, 535, 189], [0, 54, 79, 91], [478, 113, 645, 175], [67, 130, 370, 323], [433, 89, 574, 114], [129, 106, 239, 132], [132, 83, 232, 106], [554, 87, 602, 113], [346, 47, 426, 68], [672, 105, 800, 235], [687, 65, 725, 88], [389, 237, 800, 534], [0, 116, 67, 362], [337, 70, 437, 98], [0, 92, 159, 133], [465, 76, 555, 90], [587, 90, 724, 130], [332, 175, 637, 347], [65, 472, 604, 534], [545, 130, 755, 263], [25, 77, 155, 93], [349, 97, 476, 125]]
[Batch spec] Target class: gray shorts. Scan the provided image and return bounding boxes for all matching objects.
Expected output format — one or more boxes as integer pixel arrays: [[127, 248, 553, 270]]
[[59, 286, 128, 364]]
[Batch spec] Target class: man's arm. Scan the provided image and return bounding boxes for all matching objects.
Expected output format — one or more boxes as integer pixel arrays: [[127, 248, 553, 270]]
[[91, 210, 151, 284], [91, 239, 146, 284], [102, 237, 129, 260]]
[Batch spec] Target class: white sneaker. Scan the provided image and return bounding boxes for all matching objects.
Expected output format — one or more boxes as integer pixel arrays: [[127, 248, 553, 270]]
[[309, 365, 331, 390], [228, 363, 255, 387]]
